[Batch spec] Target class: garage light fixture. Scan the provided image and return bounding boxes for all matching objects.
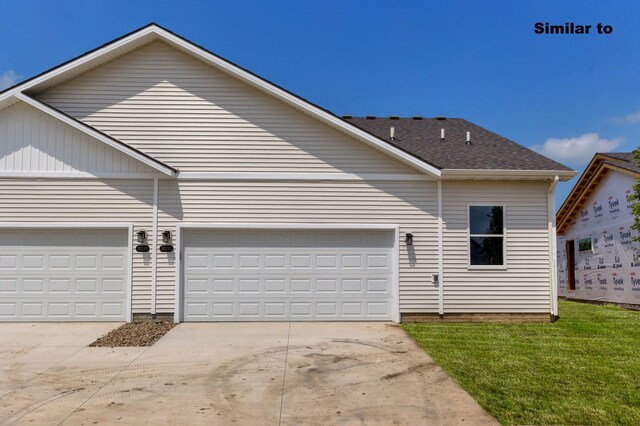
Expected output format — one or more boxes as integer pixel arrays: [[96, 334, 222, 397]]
[[162, 230, 172, 244], [405, 233, 414, 246], [137, 230, 147, 243]]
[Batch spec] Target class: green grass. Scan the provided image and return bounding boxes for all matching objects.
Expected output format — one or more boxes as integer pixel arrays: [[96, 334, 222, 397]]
[[402, 301, 640, 425]]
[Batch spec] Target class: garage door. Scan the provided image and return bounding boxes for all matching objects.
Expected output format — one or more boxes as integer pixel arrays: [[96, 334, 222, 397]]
[[182, 229, 396, 321], [0, 229, 129, 321]]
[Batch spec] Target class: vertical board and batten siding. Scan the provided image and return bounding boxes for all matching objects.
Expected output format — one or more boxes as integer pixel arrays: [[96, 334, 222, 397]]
[[442, 181, 551, 313], [0, 179, 154, 313], [0, 102, 156, 174], [155, 180, 440, 314], [37, 41, 419, 175]]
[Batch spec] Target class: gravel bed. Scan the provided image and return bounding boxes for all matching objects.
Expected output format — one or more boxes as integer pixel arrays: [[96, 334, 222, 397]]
[[90, 321, 176, 347]]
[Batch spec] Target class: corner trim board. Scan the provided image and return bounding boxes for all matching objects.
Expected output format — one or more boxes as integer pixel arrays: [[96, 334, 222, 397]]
[[151, 178, 158, 314], [548, 176, 559, 317], [438, 180, 444, 315]]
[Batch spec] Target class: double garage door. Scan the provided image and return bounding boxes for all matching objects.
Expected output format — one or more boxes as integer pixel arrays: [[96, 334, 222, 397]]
[[0, 227, 395, 322], [182, 228, 396, 321], [0, 229, 128, 321]]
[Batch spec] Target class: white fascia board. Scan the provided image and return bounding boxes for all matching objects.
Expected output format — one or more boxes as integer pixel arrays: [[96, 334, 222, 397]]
[[150, 27, 441, 179], [442, 169, 576, 181], [15, 93, 176, 177], [0, 26, 157, 103]]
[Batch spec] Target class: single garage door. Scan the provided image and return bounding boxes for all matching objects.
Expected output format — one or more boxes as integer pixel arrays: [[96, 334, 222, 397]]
[[182, 228, 396, 321], [0, 229, 129, 321]]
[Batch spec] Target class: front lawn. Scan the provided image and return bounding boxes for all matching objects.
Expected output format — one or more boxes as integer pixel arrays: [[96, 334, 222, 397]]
[[402, 301, 640, 425]]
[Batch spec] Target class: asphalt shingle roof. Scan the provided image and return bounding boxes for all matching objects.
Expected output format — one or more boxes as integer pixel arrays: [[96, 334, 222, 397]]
[[599, 152, 640, 174], [343, 117, 573, 171]]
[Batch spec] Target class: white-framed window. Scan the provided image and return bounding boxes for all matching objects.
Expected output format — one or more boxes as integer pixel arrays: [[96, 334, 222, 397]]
[[468, 204, 506, 268]]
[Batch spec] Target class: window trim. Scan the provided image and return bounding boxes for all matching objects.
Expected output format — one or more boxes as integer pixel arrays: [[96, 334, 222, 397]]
[[467, 203, 507, 270]]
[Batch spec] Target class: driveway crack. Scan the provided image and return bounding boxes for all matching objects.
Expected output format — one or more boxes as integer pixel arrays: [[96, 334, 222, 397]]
[[278, 322, 291, 426]]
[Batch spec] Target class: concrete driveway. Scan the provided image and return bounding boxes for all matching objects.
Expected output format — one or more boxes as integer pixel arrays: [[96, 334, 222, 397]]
[[0, 322, 496, 425]]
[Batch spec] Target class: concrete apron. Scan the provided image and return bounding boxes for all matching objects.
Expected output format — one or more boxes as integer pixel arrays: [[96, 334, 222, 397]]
[[0, 322, 497, 425]]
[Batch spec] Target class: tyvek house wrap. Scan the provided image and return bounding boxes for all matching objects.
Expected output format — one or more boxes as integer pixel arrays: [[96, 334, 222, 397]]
[[557, 172, 640, 305]]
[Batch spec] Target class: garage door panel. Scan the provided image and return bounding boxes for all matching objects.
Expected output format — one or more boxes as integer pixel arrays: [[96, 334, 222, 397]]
[[4, 277, 126, 295], [183, 298, 393, 321], [185, 251, 392, 272], [0, 254, 17, 269], [0, 229, 128, 321], [183, 229, 395, 321], [0, 299, 126, 321], [185, 230, 395, 249], [184, 275, 391, 297]]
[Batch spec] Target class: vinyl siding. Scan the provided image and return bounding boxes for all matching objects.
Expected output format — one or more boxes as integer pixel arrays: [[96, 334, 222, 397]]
[[0, 102, 156, 175], [442, 181, 551, 313], [155, 179, 439, 314], [37, 41, 418, 175], [0, 179, 154, 313]]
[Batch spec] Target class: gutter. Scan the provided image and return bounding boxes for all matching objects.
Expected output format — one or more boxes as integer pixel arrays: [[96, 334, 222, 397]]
[[442, 169, 576, 181], [547, 176, 560, 320]]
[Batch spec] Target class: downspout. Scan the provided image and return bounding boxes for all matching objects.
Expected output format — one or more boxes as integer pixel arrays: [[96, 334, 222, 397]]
[[547, 175, 559, 320], [151, 178, 159, 315], [438, 179, 444, 315]]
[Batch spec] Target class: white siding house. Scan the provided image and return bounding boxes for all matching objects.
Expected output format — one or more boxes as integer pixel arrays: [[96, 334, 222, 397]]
[[0, 24, 575, 322]]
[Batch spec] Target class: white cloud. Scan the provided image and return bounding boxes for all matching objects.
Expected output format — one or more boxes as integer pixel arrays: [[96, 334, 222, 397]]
[[611, 111, 640, 124], [531, 133, 624, 166], [0, 70, 22, 90]]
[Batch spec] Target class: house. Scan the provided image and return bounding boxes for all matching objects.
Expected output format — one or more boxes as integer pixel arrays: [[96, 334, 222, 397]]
[[556, 152, 639, 307], [0, 24, 575, 323]]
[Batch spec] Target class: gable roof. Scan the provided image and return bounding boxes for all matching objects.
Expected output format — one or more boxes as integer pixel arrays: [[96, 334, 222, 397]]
[[0, 23, 441, 178], [0, 23, 574, 180], [598, 152, 640, 174], [345, 117, 575, 179], [556, 152, 639, 234]]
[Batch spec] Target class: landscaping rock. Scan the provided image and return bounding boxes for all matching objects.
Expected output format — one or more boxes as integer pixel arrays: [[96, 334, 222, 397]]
[[89, 321, 176, 347]]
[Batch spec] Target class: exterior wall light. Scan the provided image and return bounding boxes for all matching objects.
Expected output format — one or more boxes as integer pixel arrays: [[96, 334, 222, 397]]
[[137, 230, 147, 243], [162, 230, 172, 244], [405, 233, 414, 246]]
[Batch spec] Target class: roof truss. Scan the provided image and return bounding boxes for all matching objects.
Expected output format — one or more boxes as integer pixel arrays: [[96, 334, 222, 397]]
[[556, 153, 639, 234]]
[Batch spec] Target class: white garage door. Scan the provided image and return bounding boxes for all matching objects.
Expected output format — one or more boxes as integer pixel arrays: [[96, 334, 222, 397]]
[[182, 229, 396, 321], [0, 229, 129, 321]]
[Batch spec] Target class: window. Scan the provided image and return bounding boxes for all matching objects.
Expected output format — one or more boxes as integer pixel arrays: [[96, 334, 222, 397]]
[[469, 205, 505, 267], [578, 237, 592, 252]]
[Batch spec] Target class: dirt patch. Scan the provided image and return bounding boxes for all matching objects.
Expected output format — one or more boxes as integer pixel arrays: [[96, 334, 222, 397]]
[[89, 322, 175, 347]]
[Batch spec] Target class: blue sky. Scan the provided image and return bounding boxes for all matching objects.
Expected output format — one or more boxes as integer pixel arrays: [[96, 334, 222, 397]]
[[0, 0, 638, 208]]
